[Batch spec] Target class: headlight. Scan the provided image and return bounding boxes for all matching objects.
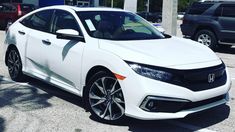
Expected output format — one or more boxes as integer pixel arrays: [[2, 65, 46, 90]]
[[128, 62, 173, 82]]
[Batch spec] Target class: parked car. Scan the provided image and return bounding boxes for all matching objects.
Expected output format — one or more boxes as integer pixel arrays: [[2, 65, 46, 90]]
[[0, 3, 35, 29], [4, 6, 231, 122], [137, 11, 162, 23], [153, 23, 165, 33], [181, 1, 235, 49], [177, 12, 185, 20]]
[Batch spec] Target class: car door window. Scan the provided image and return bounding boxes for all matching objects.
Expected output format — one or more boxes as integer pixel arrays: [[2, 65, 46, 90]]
[[221, 4, 235, 17], [26, 10, 53, 32], [214, 5, 222, 17], [52, 10, 81, 34], [187, 3, 213, 15]]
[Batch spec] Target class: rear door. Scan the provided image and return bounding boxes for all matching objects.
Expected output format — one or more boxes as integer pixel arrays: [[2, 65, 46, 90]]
[[25, 9, 54, 78], [217, 4, 235, 43]]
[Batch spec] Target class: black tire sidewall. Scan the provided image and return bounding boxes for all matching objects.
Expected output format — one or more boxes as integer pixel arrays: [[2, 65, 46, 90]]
[[195, 30, 217, 50], [7, 48, 24, 81]]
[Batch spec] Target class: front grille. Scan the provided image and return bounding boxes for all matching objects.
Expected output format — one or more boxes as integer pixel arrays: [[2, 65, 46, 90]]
[[171, 63, 227, 91], [127, 61, 227, 92]]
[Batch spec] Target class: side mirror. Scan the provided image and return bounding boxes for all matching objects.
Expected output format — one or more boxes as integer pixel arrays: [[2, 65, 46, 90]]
[[56, 29, 85, 42]]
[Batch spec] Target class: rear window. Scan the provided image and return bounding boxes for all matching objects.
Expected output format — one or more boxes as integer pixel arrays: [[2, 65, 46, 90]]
[[187, 3, 213, 15], [20, 4, 35, 12]]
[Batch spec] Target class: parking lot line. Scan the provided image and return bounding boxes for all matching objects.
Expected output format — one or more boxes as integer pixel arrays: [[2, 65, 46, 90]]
[[167, 120, 216, 132]]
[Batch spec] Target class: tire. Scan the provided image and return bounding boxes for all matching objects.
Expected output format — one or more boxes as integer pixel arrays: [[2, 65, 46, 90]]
[[194, 30, 217, 50], [84, 71, 126, 123], [6, 48, 25, 81]]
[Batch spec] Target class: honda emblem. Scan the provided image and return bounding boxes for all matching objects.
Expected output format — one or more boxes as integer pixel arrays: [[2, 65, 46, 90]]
[[208, 74, 215, 83]]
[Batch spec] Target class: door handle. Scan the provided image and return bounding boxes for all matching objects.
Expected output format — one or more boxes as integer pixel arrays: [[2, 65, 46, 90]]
[[42, 39, 51, 45], [18, 31, 25, 35]]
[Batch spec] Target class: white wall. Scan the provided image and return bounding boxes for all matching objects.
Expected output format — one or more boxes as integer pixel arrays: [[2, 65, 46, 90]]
[[23, 0, 39, 6], [162, 0, 178, 35], [124, 0, 137, 13]]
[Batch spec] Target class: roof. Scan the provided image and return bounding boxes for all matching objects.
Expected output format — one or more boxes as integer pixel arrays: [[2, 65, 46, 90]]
[[41, 5, 127, 12], [198, 0, 235, 3]]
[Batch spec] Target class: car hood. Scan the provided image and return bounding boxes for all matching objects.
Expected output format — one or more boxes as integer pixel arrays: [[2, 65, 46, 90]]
[[99, 37, 221, 69]]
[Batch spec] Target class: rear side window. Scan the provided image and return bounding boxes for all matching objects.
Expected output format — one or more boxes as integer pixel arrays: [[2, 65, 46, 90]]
[[214, 5, 222, 16], [221, 4, 235, 17], [21, 10, 53, 32], [187, 3, 213, 15]]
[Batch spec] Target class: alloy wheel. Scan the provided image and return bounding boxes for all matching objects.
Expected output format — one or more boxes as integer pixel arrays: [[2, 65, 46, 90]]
[[197, 34, 212, 47], [89, 77, 125, 121]]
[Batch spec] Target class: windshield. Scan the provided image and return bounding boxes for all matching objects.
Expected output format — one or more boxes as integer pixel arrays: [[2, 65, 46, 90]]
[[76, 11, 165, 40]]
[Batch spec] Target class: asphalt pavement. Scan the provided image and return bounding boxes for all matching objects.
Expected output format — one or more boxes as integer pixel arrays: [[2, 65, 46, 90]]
[[0, 29, 235, 132]]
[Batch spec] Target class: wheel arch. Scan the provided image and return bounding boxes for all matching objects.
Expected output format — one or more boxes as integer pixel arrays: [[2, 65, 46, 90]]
[[82, 65, 113, 97], [193, 25, 218, 40]]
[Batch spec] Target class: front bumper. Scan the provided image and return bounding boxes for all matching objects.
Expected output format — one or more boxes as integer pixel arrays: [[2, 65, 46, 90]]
[[120, 68, 231, 120]]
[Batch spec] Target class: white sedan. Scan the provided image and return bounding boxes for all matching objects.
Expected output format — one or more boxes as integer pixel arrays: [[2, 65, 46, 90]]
[[3, 6, 231, 122]]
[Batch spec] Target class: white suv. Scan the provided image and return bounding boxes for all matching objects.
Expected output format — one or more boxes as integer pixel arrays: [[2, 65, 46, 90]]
[[3, 5, 231, 122]]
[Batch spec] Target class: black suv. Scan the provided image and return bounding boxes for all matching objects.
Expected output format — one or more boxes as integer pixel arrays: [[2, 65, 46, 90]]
[[181, 1, 235, 49]]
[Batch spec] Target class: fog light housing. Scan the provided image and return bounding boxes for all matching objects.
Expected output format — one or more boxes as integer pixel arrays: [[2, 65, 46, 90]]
[[140, 96, 189, 112]]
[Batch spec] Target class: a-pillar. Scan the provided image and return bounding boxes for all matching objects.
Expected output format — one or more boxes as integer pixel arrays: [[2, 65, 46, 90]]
[[162, 0, 178, 36]]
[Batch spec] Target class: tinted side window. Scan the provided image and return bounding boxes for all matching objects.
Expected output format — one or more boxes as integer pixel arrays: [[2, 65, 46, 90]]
[[29, 10, 53, 32], [187, 3, 213, 15], [52, 10, 80, 34], [222, 5, 235, 17], [214, 5, 222, 16], [20, 15, 32, 27]]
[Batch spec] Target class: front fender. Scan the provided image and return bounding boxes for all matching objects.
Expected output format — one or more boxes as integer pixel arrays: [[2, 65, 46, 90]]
[[81, 47, 131, 86]]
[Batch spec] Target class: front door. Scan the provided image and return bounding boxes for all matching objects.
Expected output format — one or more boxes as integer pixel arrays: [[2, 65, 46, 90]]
[[45, 9, 85, 90]]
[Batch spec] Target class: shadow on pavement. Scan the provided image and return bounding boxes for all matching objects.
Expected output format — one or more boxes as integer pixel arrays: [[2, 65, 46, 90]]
[[0, 75, 230, 132], [216, 47, 235, 55], [25, 77, 84, 109], [0, 81, 53, 111], [178, 104, 230, 129], [89, 104, 229, 132]]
